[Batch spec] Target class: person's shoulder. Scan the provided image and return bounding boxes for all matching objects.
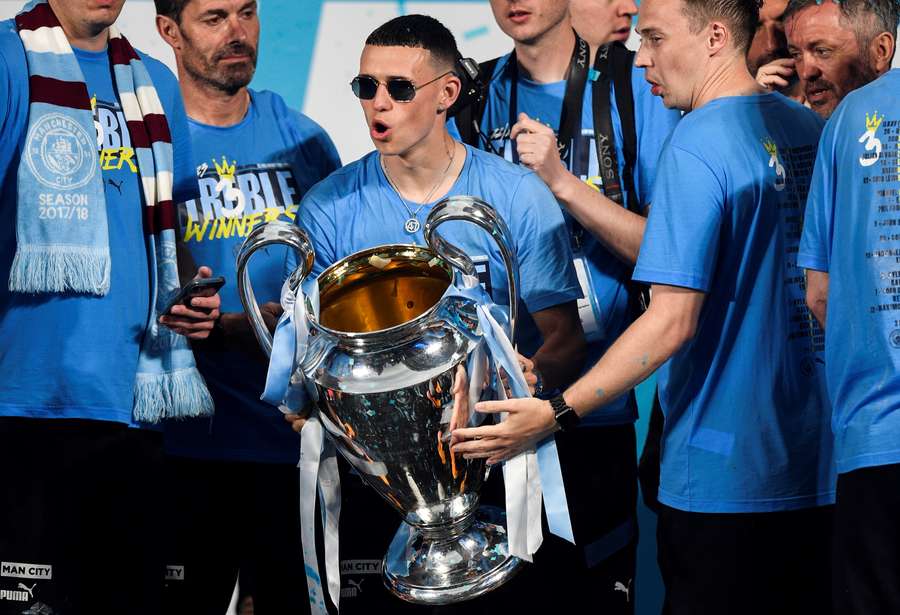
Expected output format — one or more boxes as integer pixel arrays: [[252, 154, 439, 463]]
[[486, 52, 514, 85], [303, 152, 371, 203], [830, 71, 896, 127], [0, 19, 25, 75], [135, 48, 179, 90], [251, 89, 331, 139], [467, 144, 531, 180]]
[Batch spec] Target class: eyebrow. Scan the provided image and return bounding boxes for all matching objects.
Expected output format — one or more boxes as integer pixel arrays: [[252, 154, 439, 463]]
[[635, 26, 661, 36]]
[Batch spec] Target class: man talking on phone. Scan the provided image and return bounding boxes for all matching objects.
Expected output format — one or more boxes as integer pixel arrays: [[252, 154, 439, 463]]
[[154, 1, 341, 613], [0, 0, 220, 613]]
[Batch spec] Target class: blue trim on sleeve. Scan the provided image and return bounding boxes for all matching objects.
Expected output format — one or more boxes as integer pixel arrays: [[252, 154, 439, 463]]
[[796, 252, 829, 273], [632, 267, 710, 292]]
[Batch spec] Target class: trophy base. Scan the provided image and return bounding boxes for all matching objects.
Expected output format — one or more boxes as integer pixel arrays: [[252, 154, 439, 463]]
[[383, 505, 525, 605]]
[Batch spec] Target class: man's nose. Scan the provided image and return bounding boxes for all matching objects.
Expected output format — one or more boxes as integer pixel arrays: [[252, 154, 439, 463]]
[[372, 82, 393, 111], [796, 52, 821, 81]]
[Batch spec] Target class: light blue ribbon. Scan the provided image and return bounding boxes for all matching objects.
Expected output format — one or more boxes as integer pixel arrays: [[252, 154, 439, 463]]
[[444, 281, 575, 544]]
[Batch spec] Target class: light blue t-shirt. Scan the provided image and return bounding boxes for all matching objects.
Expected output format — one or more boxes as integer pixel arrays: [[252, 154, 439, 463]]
[[798, 69, 900, 475], [163, 90, 341, 463], [286, 144, 581, 357], [0, 20, 195, 426], [451, 52, 680, 425], [634, 93, 835, 513]]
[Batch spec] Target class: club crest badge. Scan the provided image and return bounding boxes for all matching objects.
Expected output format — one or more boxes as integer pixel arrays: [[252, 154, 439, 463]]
[[24, 113, 96, 191]]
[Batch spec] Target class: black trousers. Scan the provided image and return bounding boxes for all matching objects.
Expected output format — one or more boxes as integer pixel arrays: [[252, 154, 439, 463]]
[[161, 456, 310, 615], [657, 504, 834, 615], [324, 459, 426, 615], [833, 463, 900, 615], [0, 418, 165, 615], [435, 422, 639, 614]]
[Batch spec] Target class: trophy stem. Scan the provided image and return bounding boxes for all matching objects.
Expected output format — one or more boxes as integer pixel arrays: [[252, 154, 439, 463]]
[[416, 508, 476, 540], [383, 506, 524, 605]]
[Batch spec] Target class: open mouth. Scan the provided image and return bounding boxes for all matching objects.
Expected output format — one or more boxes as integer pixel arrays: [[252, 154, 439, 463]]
[[805, 86, 830, 103], [647, 80, 663, 96], [371, 120, 391, 140]]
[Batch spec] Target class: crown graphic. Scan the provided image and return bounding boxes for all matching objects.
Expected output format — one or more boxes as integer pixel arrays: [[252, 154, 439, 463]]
[[762, 137, 778, 158], [865, 111, 884, 132], [213, 156, 236, 181]]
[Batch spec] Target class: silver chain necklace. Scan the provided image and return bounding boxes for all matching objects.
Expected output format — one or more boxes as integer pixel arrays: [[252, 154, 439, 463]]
[[381, 141, 456, 234]]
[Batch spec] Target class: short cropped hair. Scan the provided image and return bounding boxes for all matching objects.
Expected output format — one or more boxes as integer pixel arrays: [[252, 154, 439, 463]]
[[783, 0, 900, 50], [680, 0, 763, 53], [154, 0, 190, 22], [365, 14, 460, 68]]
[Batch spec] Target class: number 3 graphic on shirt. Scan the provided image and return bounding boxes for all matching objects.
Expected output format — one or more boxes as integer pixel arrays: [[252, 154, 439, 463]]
[[768, 154, 786, 191], [216, 176, 246, 218], [858, 128, 882, 167]]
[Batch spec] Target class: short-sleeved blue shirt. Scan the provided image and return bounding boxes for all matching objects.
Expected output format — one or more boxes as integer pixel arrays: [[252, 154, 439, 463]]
[[163, 90, 341, 464], [798, 69, 900, 474], [286, 144, 581, 358], [634, 93, 835, 512]]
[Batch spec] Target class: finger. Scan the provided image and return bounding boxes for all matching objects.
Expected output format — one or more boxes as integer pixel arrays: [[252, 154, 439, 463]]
[[511, 115, 552, 139], [517, 354, 534, 370], [453, 438, 502, 456], [765, 64, 796, 77], [770, 58, 796, 68], [162, 318, 215, 334], [452, 424, 502, 441], [514, 132, 555, 150], [195, 266, 213, 280], [761, 75, 790, 89], [167, 304, 220, 321], [473, 400, 516, 414], [188, 295, 220, 311]]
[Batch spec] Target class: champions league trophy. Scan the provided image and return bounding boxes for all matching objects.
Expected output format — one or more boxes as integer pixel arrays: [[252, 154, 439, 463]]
[[236, 197, 526, 604]]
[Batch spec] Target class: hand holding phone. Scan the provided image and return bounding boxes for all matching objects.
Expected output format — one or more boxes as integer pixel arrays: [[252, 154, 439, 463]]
[[163, 276, 225, 317]]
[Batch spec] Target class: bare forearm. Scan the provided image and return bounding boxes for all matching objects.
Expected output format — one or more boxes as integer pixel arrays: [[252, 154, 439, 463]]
[[553, 172, 646, 265], [564, 306, 688, 417]]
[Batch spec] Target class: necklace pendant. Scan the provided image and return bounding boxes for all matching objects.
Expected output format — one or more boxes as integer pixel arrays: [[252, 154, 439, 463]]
[[404, 218, 421, 234]]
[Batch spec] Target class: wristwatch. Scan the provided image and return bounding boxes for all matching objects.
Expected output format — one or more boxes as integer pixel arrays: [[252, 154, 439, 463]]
[[549, 394, 580, 432]]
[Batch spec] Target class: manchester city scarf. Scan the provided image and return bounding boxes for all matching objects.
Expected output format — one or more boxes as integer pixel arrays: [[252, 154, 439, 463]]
[[11, 0, 213, 423]]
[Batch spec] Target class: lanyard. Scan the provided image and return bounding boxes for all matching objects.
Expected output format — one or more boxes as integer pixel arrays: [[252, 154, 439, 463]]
[[506, 32, 589, 166], [590, 44, 625, 206]]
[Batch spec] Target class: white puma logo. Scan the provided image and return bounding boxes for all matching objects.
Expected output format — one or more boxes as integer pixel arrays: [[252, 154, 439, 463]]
[[613, 578, 632, 602], [347, 578, 363, 593], [17, 582, 36, 599]]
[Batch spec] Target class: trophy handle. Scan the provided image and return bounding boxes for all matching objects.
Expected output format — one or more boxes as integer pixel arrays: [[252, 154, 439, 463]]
[[236, 221, 315, 357], [424, 196, 521, 338]]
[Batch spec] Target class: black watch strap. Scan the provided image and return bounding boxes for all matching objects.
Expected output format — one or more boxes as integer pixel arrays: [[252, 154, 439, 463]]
[[549, 395, 580, 432]]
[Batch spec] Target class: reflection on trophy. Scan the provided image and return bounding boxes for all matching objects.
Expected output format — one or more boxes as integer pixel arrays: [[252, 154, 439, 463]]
[[236, 196, 525, 604]]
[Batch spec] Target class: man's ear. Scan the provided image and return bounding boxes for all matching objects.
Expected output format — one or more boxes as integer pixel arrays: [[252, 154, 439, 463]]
[[707, 20, 729, 56], [156, 14, 182, 52], [438, 73, 462, 114], [869, 30, 895, 75]]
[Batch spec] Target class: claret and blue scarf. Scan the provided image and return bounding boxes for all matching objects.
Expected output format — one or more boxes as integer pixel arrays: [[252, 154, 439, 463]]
[[11, 0, 212, 422]]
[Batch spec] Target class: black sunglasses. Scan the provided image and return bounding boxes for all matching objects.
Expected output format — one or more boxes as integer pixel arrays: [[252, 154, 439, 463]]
[[350, 71, 452, 102]]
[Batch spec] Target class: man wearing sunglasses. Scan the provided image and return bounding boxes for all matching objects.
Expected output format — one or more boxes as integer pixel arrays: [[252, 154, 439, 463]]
[[286, 13, 585, 613], [448, 1, 681, 612]]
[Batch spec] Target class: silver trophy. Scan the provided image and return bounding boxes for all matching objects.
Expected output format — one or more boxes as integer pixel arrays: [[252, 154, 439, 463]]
[[236, 196, 525, 604]]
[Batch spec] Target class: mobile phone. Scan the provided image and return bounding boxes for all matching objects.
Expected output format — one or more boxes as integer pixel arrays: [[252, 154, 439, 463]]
[[163, 276, 225, 316]]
